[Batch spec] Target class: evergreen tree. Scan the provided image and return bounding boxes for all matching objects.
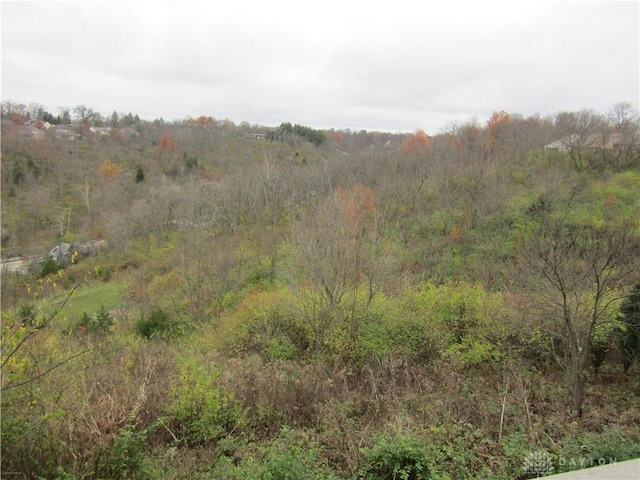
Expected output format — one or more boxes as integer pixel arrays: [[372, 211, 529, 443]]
[[135, 165, 145, 183]]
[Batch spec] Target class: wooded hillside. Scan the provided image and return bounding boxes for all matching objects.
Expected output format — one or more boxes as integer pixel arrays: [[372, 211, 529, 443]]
[[2, 102, 640, 479]]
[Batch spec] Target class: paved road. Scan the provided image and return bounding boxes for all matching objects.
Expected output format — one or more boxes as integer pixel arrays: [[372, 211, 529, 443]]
[[543, 458, 640, 479], [1, 255, 45, 273]]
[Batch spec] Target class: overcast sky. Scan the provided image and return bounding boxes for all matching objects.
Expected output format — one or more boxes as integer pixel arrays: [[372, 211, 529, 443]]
[[2, 0, 639, 133]]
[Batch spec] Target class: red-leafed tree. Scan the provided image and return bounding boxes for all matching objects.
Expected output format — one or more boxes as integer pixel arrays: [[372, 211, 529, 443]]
[[159, 131, 175, 153], [337, 185, 376, 240]]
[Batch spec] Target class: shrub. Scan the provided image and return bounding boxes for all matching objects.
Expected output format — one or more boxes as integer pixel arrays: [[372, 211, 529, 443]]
[[135, 309, 178, 339], [94, 420, 160, 479], [18, 303, 37, 326], [169, 356, 245, 446], [261, 427, 339, 480], [231, 289, 310, 360], [359, 433, 430, 480], [203, 427, 341, 480], [40, 257, 63, 278], [555, 426, 640, 473], [356, 292, 447, 366], [618, 283, 640, 372], [71, 305, 114, 335]]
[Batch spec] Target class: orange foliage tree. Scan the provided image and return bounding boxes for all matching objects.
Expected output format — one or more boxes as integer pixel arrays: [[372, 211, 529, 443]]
[[159, 131, 176, 153], [400, 129, 430, 156], [195, 115, 215, 127], [97, 160, 122, 182], [449, 226, 462, 243], [486, 110, 510, 148], [329, 131, 344, 145], [337, 185, 376, 240]]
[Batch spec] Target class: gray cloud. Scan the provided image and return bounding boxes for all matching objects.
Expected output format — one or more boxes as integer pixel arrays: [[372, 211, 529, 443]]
[[2, 1, 638, 133]]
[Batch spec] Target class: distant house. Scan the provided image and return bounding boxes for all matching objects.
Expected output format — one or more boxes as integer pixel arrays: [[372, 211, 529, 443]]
[[246, 133, 266, 140], [33, 120, 52, 130], [49, 243, 72, 263], [117, 126, 140, 139], [545, 132, 639, 153], [51, 125, 79, 141], [583, 132, 639, 151], [544, 134, 579, 152], [89, 126, 112, 137], [17, 125, 45, 140]]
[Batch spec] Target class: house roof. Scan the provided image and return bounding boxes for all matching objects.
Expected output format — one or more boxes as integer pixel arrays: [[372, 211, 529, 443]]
[[545, 132, 639, 150], [17, 125, 45, 140], [49, 243, 72, 256], [89, 126, 112, 136], [545, 134, 579, 150]]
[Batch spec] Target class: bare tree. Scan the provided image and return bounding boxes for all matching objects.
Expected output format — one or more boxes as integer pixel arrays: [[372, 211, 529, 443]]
[[73, 105, 98, 126], [519, 215, 638, 416], [27, 103, 46, 121], [288, 186, 381, 367], [606, 102, 640, 169], [174, 229, 237, 324], [553, 110, 608, 170], [77, 180, 92, 217], [1, 100, 16, 118]]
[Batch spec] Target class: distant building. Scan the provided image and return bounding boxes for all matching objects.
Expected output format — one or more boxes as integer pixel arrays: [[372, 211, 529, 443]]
[[89, 126, 112, 137], [17, 125, 45, 140], [51, 125, 80, 141], [545, 132, 639, 152], [544, 134, 579, 152], [48, 243, 72, 263], [33, 120, 52, 130], [117, 126, 140, 139]]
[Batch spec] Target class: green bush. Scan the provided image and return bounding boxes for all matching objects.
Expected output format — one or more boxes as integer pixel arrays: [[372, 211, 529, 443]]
[[71, 305, 114, 335], [360, 433, 430, 480], [355, 292, 447, 365], [40, 257, 63, 278], [555, 427, 640, 473], [169, 356, 245, 446], [18, 303, 37, 326], [135, 309, 178, 339], [618, 283, 640, 371], [202, 427, 340, 480], [94, 420, 159, 479], [262, 427, 339, 480], [231, 289, 310, 360]]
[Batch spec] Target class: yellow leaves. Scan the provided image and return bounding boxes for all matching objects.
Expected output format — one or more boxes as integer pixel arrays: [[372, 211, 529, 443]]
[[97, 159, 122, 182]]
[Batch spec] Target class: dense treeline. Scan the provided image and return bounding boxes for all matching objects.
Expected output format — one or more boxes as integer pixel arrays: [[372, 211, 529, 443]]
[[2, 101, 640, 479]]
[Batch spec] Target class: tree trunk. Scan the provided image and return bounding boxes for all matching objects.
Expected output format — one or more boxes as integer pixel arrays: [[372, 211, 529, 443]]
[[571, 367, 584, 418]]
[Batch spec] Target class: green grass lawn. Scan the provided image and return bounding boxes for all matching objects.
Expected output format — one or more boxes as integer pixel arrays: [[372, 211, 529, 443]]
[[61, 281, 126, 323]]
